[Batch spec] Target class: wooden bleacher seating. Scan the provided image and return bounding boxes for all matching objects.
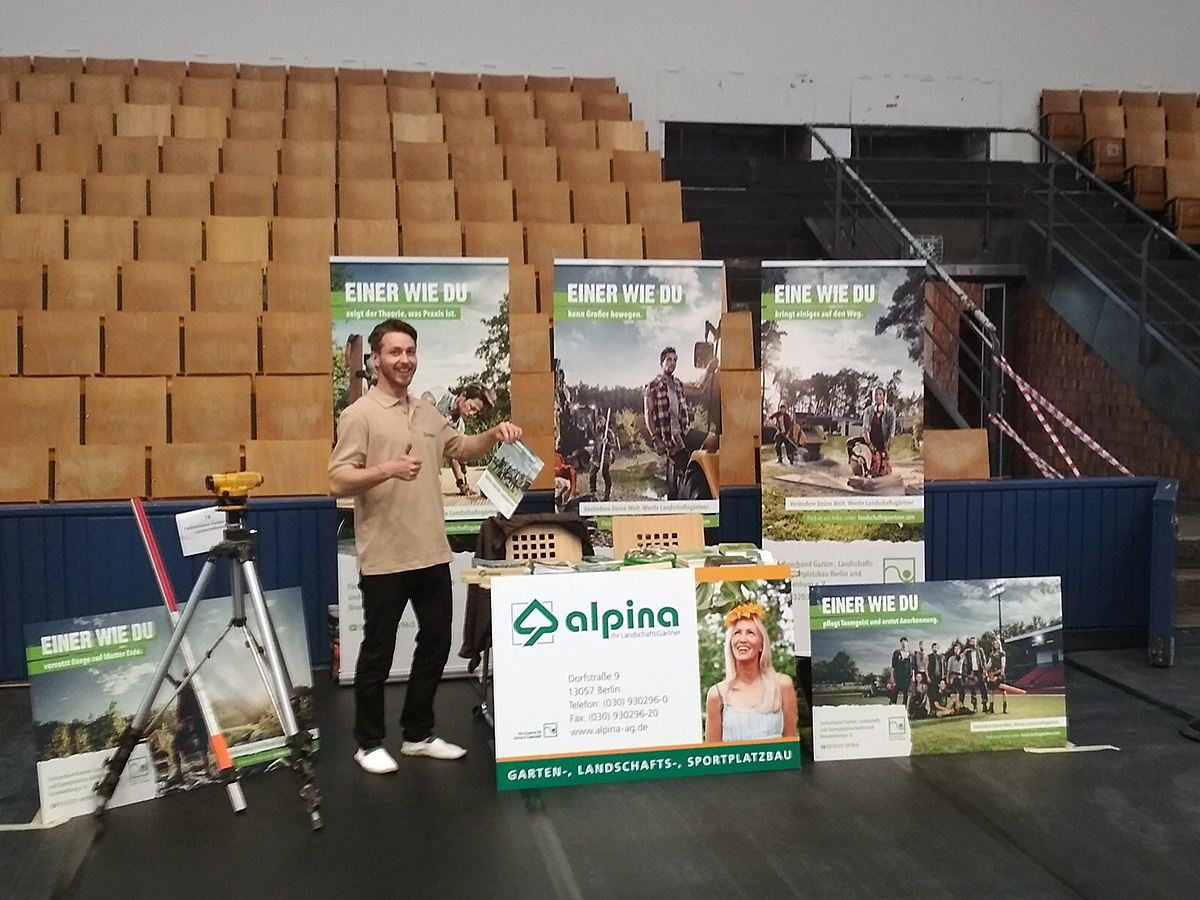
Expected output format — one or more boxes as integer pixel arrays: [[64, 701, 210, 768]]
[[188, 62, 237, 79], [386, 71, 433, 91], [99, 136, 160, 175], [161, 137, 220, 175], [433, 72, 479, 91], [340, 111, 392, 142], [149, 173, 212, 216], [400, 221, 464, 256], [74, 73, 127, 106], [546, 119, 597, 150], [527, 75, 571, 93], [583, 94, 631, 121], [83, 375, 167, 443], [22, 309, 99, 373], [1167, 132, 1200, 159], [57, 105, 116, 137], [135, 217, 203, 262], [462, 221, 524, 262], [168, 375, 251, 441], [338, 140, 394, 179], [151, 442, 242, 497], [276, 175, 336, 218], [181, 312, 258, 373], [0, 376, 79, 445], [644, 221, 702, 260], [495, 118, 547, 147], [444, 116, 496, 147], [180, 77, 234, 108], [1039, 89, 1082, 154], [67, 215, 135, 259], [1120, 91, 1159, 108], [337, 69, 384, 86], [627, 180, 684, 223], [395, 142, 450, 180], [115, 102, 171, 138], [451, 144, 504, 181], [456, 181, 515, 222], [0, 213, 65, 259], [127, 75, 179, 106], [438, 89, 487, 118], [525, 222, 583, 271], [480, 74, 526, 93], [38, 136, 100, 174], [1166, 160, 1200, 243], [488, 91, 535, 120], [261, 312, 333, 373], [254, 374, 333, 439], [0, 133, 40, 173], [515, 181, 572, 223], [397, 179, 457, 223], [612, 149, 663, 183], [193, 260, 264, 312], [504, 146, 557, 182], [46, 259, 118, 311], [388, 87, 438, 115], [535, 92, 582, 122], [19, 73, 72, 104], [229, 108, 284, 140], [271, 217, 335, 262], [21, 173, 83, 215], [559, 148, 612, 183], [338, 177, 399, 219], [284, 109, 336, 140], [85, 59, 137, 78], [212, 173, 275, 217], [104, 311, 182, 374], [54, 445, 146, 501], [243, 439, 331, 496], [120, 261, 192, 312], [280, 139, 336, 177], [1124, 131, 1167, 211], [205, 215, 269, 262], [391, 111, 443, 144], [0, 259, 43, 309], [585, 223, 643, 259], [336, 217, 399, 255], [136, 60, 187, 81], [234, 79, 285, 111], [264, 262, 330, 312], [572, 183, 627, 224]]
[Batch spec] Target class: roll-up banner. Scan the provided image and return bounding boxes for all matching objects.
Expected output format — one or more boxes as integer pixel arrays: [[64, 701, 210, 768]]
[[760, 261, 927, 659], [331, 257, 510, 681], [551, 259, 725, 524]]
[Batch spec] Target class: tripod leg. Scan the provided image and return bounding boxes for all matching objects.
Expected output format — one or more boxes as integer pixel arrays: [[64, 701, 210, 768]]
[[239, 560, 322, 830], [95, 558, 219, 814]]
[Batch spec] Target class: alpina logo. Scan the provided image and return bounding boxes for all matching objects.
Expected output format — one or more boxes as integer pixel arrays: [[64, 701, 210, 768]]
[[512, 598, 680, 647], [512, 600, 558, 646]]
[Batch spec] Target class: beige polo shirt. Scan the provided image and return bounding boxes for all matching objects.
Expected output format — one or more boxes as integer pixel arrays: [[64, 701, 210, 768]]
[[329, 387, 468, 575]]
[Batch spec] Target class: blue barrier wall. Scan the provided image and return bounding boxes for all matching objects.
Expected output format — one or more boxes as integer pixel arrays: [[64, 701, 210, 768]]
[[0, 477, 1175, 681]]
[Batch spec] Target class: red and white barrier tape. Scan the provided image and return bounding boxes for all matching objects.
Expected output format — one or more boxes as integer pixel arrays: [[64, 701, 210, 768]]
[[989, 413, 1063, 479], [994, 354, 1133, 477]]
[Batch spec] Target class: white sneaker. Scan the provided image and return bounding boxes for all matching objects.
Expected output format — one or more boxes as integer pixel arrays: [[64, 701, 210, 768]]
[[354, 746, 399, 774], [400, 736, 466, 760]]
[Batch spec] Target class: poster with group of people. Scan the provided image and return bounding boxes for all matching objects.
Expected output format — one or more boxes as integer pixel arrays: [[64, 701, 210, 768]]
[[808, 577, 1068, 760], [760, 261, 928, 658], [550, 260, 725, 524], [330, 257, 511, 682], [490, 564, 801, 789]]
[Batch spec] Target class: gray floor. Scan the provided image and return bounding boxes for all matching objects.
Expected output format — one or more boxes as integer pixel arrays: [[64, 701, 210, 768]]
[[2, 639, 1198, 900]]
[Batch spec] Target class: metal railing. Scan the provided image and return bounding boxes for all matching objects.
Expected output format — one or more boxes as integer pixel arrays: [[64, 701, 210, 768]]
[[805, 127, 1005, 465]]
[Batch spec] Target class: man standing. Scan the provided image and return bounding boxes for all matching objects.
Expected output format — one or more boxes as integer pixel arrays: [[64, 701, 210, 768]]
[[889, 636, 913, 706], [913, 640, 928, 683], [926, 642, 945, 714], [861, 386, 896, 476], [643, 347, 716, 500], [946, 641, 965, 704], [330, 320, 522, 774], [962, 635, 990, 712], [589, 408, 619, 501]]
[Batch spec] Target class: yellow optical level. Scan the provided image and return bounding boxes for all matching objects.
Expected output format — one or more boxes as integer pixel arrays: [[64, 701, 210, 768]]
[[205, 471, 264, 498]]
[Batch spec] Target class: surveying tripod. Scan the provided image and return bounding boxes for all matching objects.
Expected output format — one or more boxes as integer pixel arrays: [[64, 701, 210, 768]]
[[95, 472, 322, 830]]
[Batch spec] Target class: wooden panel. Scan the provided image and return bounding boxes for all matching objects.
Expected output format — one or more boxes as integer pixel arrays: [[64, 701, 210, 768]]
[[276, 175, 335, 218], [488, 91, 535, 120], [450, 144, 504, 181], [212, 173, 276, 216], [385, 71, 433, 90], [572, 76, 619, 95], [462, 221, 523, 262], [234, 79, 285, 110], [104, 311, 181, 374], [206, 216, 270, 262], [432, 72, 479, 91], [627, 181, 683, 224], [643, 222, 701, 260], [244, 439, 331, 495], [509, 312, 550, 373], [611, 149, 662, 184], [438, 88, 487, 118], [338, 111, 391, 142], [387, 87, 437, 114], [479, 74, 526, 93], [120, 260, 192, 311], [55, 444, 146, 500], [0, 307, 15, 372], [510, 371, 555, 434], [337, 140, 394, 179], [180, 77, 233, 107], [136, 216, 202, 262], [271, 217, 334, 263], [0, 260, 44, 310], [0, 173, 11, 215], [114, 103, 171, 138], [339, 83, 387, 116], [924, 429, 991, 481], [194, 260, 264, 312], [535, 92, 582, 121], [266, 262, 330, 313], [456, 181, 514, 222], [394, 142, 449, 180], [280, 139, 336, 177], [67, 215, 135, 260], [584, 223, 642, 259], [228, 108, 284, 140], [509, 264, 537, 315], [559, 148, 612, 184], [583, 93, 631, 121], [57, 104, 116, 137], [390, 112, 443, 144], [0, 214, 64, 260], [718, 431, 757, 486], [335, 218, 399, 256], [149, 173, 212, 216], [0, 447, 49, 501], [397, 180, 456, 223], [135, 60, 187, 80], [261, 312, 333, 373], [496, 118, 547, 148], [19, 73, 71, 104], [84, 375, 167, 443], [170, 374, 251, 442], [127, 75, 179, 105], [527, 76, 571, 93], [150, 441, 242, 498], [160, 136, 220, 175], [187, 62, 237, 80], [338, 178, 399, 219], [19, 173, 83, 215], [504, 146, 557, 182], [573, 183, 627, 224], [46, 260, 118, 311], [720, 310, 756, 370], [0, 376, 79, 445], [444, 116, 496, 147], [83, 58, 136, 77], [525, 223, 583, 271], [287, 82, 337, 112], [86, 173, 149, 216], [182, 312, 258, 373], [171, 105, 228, 140], [0, 133, 40, 171], [0, 104, 54, 140], [515, 181, 571, 223], [283, 109, 336, 140], [597, 120, 646, 152], [254, 374, 333, 440], [37, 136, 100, 174], [719, 369, 762, 442], [401, 222, 463, 256]]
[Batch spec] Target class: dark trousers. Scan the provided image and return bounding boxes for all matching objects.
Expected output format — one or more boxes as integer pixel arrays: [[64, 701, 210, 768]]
[[354, 564, 452, 749]]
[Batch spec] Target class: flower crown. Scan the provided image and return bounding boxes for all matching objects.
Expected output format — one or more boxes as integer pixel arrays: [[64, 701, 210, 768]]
[[725, 602, 765, 627]]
